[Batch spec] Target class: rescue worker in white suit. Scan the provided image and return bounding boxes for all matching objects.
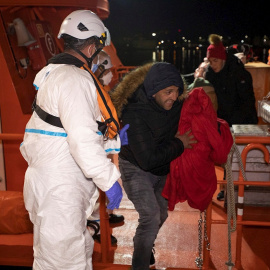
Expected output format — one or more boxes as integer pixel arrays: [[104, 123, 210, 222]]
[[20, 10, 124, 270]]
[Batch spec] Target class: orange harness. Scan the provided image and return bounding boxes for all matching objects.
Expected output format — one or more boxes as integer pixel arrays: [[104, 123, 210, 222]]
[[81, 64, 120, 139]]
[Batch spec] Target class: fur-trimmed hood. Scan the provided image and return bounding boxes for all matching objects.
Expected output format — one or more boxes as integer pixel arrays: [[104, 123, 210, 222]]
[[111, 62, 187, 118], [110, 63, 154, 118]]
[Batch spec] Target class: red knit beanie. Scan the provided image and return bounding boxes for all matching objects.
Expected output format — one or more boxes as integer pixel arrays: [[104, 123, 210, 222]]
[[207, 34, 227, 60]]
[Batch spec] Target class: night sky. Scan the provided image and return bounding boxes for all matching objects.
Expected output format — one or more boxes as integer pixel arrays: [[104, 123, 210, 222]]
[[104, 0, 269, 42]]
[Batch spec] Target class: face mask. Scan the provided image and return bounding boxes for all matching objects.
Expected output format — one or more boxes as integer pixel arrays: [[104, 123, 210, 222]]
[[91, 64, 99, 73], [101, 71, 113, 86]]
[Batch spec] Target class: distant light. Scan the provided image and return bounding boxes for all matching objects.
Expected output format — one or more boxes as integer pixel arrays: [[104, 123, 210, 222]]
[[178, 29, 181, 33], [241, 39, 244, 43], [152, 33, 156, 37], [182, 37, 185, 40], [173, 41, 176, 44], [196, 46, 199, 50], [161, 50, 164, 61], [161, 40, 164, 43], [245, 35, 248, 38], [152, 51, 156, 61], [158, 42, 161, 45]]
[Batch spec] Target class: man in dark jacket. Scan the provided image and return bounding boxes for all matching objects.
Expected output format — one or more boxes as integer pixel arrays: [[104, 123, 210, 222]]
[[111, 62, 196, 270]]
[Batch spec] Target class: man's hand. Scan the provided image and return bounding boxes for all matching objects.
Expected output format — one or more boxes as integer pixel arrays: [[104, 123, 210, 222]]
[[175, 130, 197, 149]]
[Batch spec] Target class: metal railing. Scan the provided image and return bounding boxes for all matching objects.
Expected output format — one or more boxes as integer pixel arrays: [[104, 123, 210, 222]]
[[0, 133, 23, 141], [204, 136, 270, 269]]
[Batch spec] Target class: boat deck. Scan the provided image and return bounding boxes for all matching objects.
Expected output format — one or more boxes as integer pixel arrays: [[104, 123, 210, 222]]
[[93, 166, 270, 270], [1, 168, 269, 270]]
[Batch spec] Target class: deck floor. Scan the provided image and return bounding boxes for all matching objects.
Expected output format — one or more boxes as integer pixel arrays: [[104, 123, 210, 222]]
[[1, 168, 269, 270], [105, 166, 270, 270]]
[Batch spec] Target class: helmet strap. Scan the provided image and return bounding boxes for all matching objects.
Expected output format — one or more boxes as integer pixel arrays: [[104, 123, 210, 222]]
[[71, 46, 102, 69], [92, 47, 102, 60], [98, 69, 106, 79]]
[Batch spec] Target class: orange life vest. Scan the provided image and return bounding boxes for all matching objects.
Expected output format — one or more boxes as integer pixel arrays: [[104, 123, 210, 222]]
[[81, 64, 120, 139]]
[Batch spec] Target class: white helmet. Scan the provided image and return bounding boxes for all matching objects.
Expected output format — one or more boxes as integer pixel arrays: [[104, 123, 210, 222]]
[[98, 50, 112, 69], [57, 10, 111, 46]]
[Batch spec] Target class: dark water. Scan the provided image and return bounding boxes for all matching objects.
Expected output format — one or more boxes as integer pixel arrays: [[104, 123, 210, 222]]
[[116, 44, 269, 85], [117, 46, 207, 80]]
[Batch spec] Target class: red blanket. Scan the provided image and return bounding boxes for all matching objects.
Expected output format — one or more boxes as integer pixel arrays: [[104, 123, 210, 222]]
[[162, 88, 233, 211]]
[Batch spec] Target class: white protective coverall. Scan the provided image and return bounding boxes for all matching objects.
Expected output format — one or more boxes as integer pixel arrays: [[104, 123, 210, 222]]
[[20, 63, 121, 270]]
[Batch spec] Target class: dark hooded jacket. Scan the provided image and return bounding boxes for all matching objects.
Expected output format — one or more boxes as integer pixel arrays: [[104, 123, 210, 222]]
[[111, 62, 185, 176], [205, 52, 258, 126]]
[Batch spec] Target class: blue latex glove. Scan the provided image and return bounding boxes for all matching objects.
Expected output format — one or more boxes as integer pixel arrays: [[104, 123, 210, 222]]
[[105, 181, 123, 210], [119, 124, 130, 146]]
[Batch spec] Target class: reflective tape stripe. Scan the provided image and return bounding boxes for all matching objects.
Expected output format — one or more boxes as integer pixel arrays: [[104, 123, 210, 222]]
[[33, 84, 39, 90], [25, 128, 67, 137], [237, 208, 243, 216], [238, 196, 244, 203], [105, 148, 120, 153]]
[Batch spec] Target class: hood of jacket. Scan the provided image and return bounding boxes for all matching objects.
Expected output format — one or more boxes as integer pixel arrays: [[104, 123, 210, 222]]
[[111, 62, 185, 118], [111, 62, 154, 118]]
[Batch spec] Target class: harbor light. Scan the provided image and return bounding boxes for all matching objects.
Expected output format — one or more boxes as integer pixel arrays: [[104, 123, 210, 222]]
[[161, 50, 164, 61], [152, 51, 156, 61]]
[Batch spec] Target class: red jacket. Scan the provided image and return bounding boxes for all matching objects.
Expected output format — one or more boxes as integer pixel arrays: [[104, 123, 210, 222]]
[[162, 88, 233, 211]]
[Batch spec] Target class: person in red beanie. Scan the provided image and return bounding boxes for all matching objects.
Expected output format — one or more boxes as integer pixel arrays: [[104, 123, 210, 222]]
[[205, 34, 258, 201], [205, 34, 257, 127]]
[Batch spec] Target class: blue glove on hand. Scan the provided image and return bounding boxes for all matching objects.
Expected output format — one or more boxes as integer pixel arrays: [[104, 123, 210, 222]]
[[119, 124, 130, 146], [105, 181, 123, 210]]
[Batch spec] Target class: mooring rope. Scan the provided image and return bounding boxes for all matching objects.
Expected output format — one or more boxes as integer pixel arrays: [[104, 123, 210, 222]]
[[225, 136, 248, 269]]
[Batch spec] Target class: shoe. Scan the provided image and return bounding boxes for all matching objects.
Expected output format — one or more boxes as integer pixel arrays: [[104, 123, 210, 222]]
[[111, 234, 117, 245], [87, 220, 100, 235], [93, 234, 117, 245], [150, 248, 155, 266], [109, 213, 124, 224], [217, 190, 224, 201]]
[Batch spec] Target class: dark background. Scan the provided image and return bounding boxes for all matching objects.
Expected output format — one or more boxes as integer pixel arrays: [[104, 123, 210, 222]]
[[104, 0, 269, 69]]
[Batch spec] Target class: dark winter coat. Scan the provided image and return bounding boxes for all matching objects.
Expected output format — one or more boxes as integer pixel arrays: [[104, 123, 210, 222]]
[[111, 63, 184, 176], [205, 53, 258, 126]]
